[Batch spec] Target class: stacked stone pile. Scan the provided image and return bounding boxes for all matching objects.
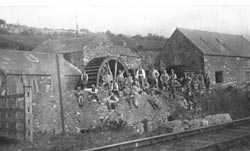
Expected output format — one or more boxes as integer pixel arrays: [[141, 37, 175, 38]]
[[144, 113, 232, 133]]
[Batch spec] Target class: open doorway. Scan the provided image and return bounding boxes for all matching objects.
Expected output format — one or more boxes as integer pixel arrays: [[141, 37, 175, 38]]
[[215, 71, 223, 83]]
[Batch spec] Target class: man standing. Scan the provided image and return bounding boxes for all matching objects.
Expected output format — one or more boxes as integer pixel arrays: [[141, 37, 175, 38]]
[[78, 71, 88, 90], [117, 70, 125, 91], [151, 66, 160, 89], [135, 66, 146, 89], [160, 69, 170, 91], [204, 73, 210, 91], [169, 69, 177, 99]]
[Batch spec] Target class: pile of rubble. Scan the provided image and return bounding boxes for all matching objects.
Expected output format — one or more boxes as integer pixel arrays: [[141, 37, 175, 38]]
[[32, 86, 235, 137], [33, 92, 61, 134]]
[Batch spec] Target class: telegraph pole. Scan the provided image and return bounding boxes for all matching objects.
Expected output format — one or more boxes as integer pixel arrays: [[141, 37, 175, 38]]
[[56, 54, 65, 135]]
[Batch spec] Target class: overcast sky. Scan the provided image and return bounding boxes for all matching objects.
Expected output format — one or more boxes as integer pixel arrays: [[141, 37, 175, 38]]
[[0, 0, 250, 38]]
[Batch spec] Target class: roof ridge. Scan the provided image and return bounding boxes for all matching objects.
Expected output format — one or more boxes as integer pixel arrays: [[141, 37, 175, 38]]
[[177, 27, 243, 37]]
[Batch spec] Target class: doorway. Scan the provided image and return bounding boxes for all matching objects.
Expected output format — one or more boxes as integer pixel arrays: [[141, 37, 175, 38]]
[[215, 71, 223, 83]]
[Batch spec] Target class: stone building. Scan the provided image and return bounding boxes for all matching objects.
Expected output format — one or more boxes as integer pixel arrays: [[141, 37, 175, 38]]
[[160, 28, 250, 84], [105, 32, 166, 70], [32, 34, 141, 71], [0, 49, 82, 95]]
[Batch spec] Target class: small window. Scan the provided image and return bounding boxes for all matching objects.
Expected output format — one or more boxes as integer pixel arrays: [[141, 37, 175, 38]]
[[246, 72, 250, 81], [215, 71, 223, 83], [216, 38, 225, 45]]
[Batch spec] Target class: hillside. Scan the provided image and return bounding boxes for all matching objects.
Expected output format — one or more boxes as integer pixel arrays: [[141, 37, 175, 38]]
[[106, 31, 167, 52], [0, 34, 51, 51]]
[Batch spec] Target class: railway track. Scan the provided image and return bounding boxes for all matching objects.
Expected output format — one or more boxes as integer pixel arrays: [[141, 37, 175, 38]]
[[84, 117, 250, 151]]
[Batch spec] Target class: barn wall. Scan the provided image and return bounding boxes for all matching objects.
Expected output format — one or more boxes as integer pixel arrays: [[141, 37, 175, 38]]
[[160, 29, 204, 72], [6, 75, 51, 94], [204, 55, 250, 84]]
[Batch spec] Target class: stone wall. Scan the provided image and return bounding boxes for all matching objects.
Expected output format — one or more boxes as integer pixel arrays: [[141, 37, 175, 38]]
[[160, 29, 204, 72], [120, 56, 141, 69], [6, 75, 52, 94], [204, 55, 250, 84], [137, 51, 160, 70], [64, 51, 84, 70], [83, 46, 141, 69], [65, 75, 80, 90]]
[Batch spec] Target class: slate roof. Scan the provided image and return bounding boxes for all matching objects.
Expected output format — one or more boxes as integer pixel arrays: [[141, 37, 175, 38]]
[[177, 28, 250, 57], [32, 33, 139, 57], [0, 49, 81, 75]]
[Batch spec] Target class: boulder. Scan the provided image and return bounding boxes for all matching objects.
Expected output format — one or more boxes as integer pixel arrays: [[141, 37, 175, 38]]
[[164, 120, 189, 133], [204, 113, 232, 125], [188, 119, 209, 129]]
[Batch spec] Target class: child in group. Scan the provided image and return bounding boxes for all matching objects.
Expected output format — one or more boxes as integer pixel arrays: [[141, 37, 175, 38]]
[[75, 86, 84, 107]]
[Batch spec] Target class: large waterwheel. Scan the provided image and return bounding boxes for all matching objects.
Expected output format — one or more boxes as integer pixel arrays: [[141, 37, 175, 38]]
[[85, 56, 129, 88]]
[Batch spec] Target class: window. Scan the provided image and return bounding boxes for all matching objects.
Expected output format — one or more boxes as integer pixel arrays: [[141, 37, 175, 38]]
[[215, 71, 223, 83], [246, 72, 250, 81]]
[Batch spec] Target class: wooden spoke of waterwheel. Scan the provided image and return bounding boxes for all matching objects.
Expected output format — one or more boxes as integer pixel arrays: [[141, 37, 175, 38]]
[[85, 56, 129, 88]]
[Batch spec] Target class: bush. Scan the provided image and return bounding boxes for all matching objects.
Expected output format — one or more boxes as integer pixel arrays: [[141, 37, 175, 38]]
[[200, 88, 250, 119]]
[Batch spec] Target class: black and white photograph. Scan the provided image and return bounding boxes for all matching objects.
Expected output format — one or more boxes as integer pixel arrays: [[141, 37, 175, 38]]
[[0, 0, 250, 150]]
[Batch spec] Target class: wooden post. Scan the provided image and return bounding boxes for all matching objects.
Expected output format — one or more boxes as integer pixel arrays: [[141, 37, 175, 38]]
[[56, 54, 65, 135], [114, 61, 118, 80], [24, 86, 33, 142]]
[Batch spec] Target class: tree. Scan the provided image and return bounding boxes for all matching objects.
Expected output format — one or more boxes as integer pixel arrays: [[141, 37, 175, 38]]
[[0, 19, 6, 25]]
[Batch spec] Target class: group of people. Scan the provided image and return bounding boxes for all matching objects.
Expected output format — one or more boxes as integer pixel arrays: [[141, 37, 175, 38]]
[[75, 66, 211, 111]]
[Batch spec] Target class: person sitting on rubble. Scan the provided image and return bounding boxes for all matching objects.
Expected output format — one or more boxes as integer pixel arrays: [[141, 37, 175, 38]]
[[117, 70, 125, 91], [102, 71, 113, 90], [147, 90, 161, 110], [191, 75, 200, 95], [132, 79, 142, 93], [106, 92, 119, 112], [128, 87, 139, 109], [160, 69, 170, 91], [87, 84, 100, 103], [75, 86, 84, 107], [125, 72, 134, 88], [110, 80, 120, 97], [184, 83, 196, 110], [142, 78, 150, 94]]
